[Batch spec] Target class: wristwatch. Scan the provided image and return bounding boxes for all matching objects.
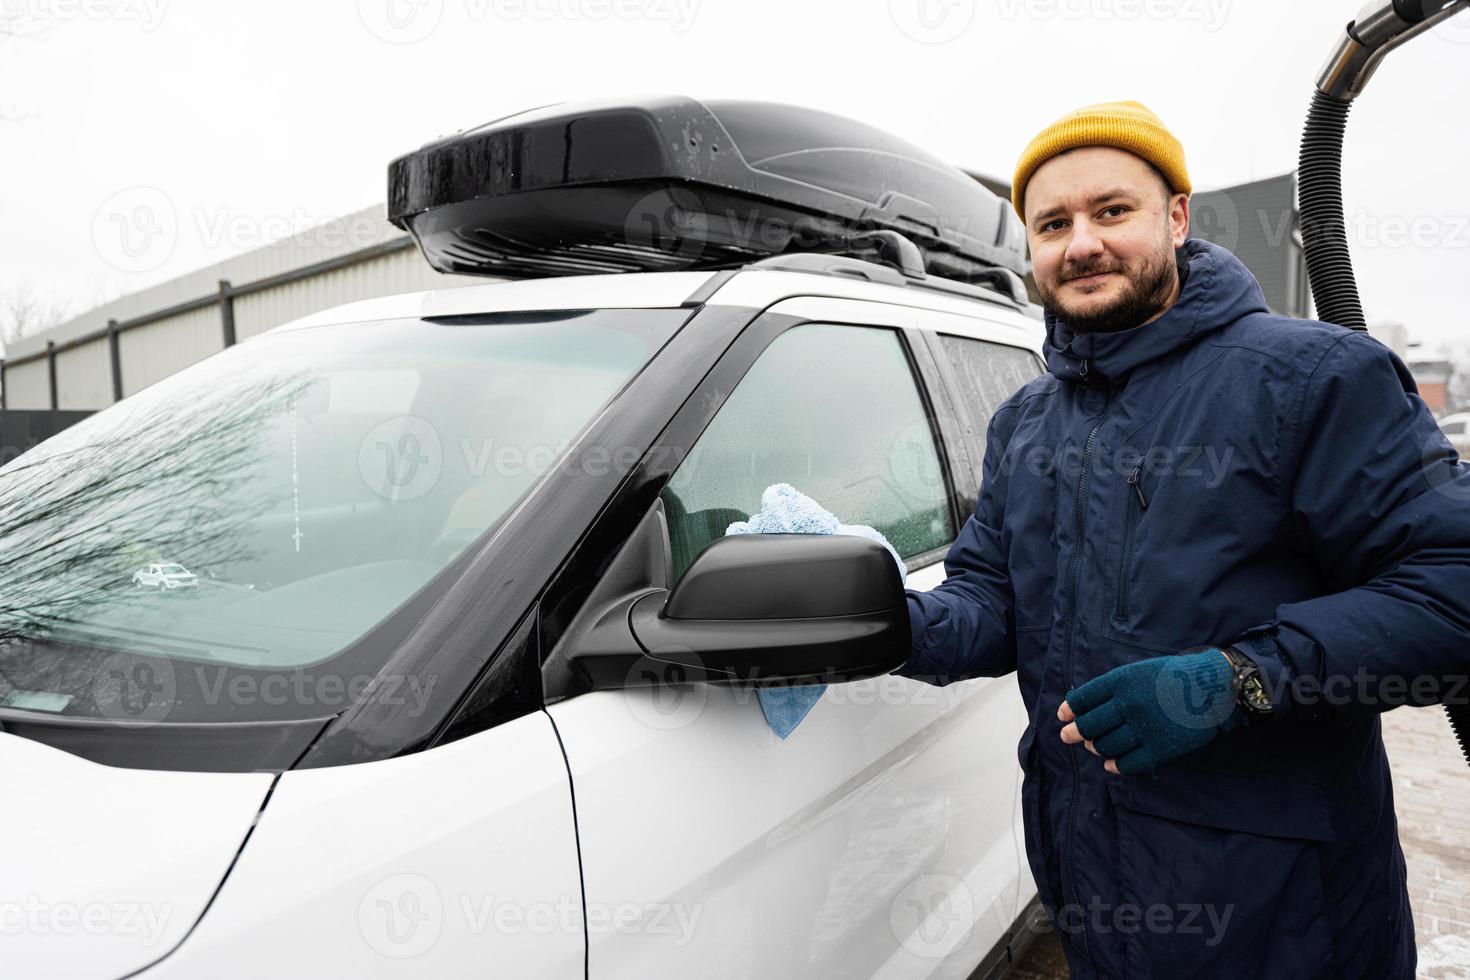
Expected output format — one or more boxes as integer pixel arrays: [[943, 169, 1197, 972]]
[[1220, 644, 1274, 715]]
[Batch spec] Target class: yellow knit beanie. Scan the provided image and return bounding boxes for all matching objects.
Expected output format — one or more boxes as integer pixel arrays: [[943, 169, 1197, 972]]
[[1011, 100, 1190, 217]]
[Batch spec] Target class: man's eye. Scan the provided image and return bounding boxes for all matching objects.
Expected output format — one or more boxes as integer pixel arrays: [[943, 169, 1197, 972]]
[[1102, 205, 1128, 218], [1041, 219, 1066, 232]]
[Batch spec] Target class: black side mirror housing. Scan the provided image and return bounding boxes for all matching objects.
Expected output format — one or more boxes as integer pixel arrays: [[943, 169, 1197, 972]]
[[631, 533, 909, 685], [541, 496, 911, 699]]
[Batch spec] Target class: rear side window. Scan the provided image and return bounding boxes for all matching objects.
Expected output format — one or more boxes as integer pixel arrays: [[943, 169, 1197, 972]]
[[660, 323, 953, 582], [936, 334, 1042, 457]]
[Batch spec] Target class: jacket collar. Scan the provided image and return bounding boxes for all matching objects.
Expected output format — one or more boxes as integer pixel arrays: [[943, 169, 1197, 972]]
[[1042, 238, 1269, 385]]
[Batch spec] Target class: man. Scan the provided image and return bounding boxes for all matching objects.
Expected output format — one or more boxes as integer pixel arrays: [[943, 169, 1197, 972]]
[[893, 100, 1470, 979]]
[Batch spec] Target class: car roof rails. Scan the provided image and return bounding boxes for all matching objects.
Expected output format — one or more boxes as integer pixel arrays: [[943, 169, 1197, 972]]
[[743, 232, 1032, 310]]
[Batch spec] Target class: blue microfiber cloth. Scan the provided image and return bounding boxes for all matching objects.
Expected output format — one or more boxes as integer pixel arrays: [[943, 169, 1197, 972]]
[[723, 483, 906, 739]]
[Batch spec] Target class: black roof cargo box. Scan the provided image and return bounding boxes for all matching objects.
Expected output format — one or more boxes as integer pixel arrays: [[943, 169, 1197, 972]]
[[387, 96, 1028, 283]]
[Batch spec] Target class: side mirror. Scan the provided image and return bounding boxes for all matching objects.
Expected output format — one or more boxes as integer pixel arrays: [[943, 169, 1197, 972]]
[[630, 533, 909, 685], [542, 497, 910, 698]]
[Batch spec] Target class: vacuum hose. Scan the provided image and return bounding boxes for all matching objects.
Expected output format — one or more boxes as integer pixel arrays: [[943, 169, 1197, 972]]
[[1297, 92, 1366, 331], [1297, 0, 1470, 764]]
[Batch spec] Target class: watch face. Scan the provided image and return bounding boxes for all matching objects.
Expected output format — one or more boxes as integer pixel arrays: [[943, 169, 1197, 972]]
[[1241, 674, 1272, 712]]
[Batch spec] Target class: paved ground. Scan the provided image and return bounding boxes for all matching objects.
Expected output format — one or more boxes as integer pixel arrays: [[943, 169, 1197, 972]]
[[1007, 706, 1470, 979]]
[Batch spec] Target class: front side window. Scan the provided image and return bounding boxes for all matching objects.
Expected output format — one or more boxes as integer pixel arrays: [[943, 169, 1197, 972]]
[[0, 308, 685, 723], [660, 322, 953, 582]]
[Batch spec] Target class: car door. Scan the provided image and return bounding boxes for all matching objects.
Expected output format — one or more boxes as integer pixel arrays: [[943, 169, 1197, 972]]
[[913, 319, 1050, 932], [545, 299, 1023, 980]]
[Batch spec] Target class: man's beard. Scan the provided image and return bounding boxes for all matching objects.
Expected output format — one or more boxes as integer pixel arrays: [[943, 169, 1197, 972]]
[[1039, 240, 1181, 335]]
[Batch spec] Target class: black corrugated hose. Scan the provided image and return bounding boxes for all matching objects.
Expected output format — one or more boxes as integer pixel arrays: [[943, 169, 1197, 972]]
[[1297, 88, 1470, 765]]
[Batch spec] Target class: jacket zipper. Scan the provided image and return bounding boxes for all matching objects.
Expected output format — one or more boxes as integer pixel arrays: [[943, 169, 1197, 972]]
[[1061, 383, 1113, 969], [1115, 464, 1149, 622]]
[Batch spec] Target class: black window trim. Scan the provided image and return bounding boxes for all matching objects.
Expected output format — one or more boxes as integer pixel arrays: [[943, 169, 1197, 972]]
[[533, 308, 972, 707]]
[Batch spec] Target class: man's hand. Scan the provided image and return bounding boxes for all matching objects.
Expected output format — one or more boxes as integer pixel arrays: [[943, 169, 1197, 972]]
[[1058, 648, 1244, 775]]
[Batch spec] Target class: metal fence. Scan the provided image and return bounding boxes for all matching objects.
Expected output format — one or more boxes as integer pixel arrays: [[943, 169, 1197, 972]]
[[0, 236, 417, 412]]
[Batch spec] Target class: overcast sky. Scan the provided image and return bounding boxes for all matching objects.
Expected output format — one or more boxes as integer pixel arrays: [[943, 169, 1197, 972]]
[[2, 0, 1468, 349]]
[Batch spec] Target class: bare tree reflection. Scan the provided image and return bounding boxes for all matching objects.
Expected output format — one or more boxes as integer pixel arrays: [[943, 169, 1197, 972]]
[[0, 369, 314, 708]]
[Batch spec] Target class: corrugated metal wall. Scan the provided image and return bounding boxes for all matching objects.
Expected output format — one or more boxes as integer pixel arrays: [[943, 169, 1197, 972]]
[[54, 338, 112, 410], [4, 360, 51, 409], [119, 306, 226, 397], [4, 204, 482, 410], [1190, 173, 1308, 318], [233, 246, 468, 341]]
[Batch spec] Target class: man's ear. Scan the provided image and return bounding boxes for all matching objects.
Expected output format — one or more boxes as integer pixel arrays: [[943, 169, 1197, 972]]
[[1169, 193, 1190, 246]]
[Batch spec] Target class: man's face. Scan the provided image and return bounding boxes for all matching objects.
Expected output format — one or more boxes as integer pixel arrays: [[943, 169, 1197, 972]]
[[1023, 146, 1190, 334]]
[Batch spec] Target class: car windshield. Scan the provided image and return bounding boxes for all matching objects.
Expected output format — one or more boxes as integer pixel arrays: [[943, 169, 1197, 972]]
[[0, 308, 684, 723]]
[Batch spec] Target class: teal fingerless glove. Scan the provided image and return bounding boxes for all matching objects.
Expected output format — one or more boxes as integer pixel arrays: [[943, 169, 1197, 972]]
[[1065, 648, 1245, 775]]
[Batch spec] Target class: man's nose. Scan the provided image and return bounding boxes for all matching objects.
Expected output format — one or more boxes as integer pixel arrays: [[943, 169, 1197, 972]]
[[1064, 218, 1105, 266]]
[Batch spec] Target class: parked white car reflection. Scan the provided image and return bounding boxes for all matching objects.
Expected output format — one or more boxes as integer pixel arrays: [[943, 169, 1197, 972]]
[[132, 562, 199, 591]]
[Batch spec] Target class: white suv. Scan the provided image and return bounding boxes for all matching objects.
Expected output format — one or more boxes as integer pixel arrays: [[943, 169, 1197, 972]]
[[131, 562, 199, 591], [0, 96, 1050, 979]]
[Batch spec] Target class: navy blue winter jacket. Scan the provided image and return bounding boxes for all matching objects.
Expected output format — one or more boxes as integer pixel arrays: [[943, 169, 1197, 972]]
[[896, 237, 1470, 979]]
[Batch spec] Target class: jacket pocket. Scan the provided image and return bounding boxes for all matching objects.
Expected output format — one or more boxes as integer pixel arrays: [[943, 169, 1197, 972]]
[[1112, 464, 1148, 624], [1106, 764, 1335, 980]]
